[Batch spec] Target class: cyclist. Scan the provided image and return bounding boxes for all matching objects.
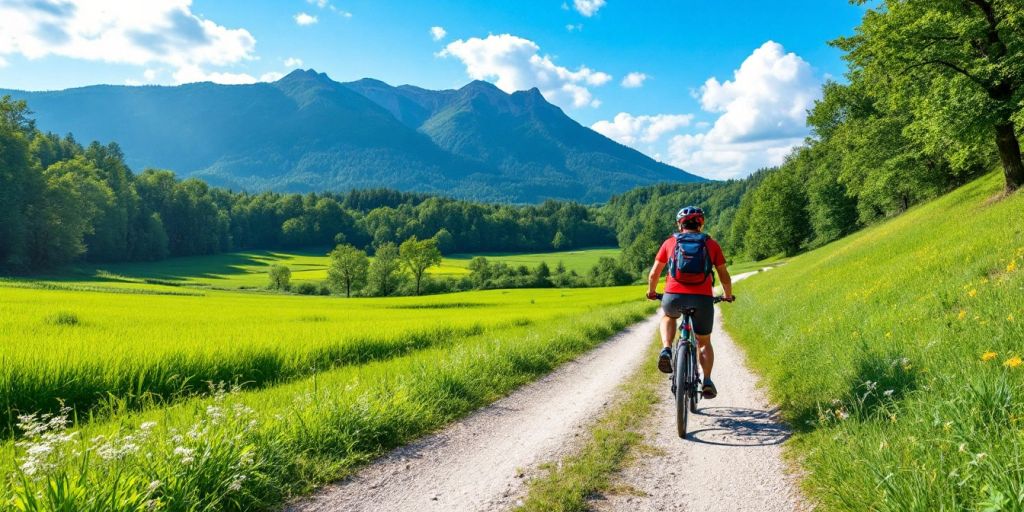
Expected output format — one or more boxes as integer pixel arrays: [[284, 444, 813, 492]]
[[646, 206, 733, 399]]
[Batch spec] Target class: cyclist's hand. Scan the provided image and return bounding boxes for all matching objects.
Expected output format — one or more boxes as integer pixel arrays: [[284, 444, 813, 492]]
[[646, 291, 660, 301], [722, 294, 735, 302]]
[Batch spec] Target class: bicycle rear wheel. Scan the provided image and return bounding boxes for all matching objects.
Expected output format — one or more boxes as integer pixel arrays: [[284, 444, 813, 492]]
[[675, 343, 693, 438], [689, 345, 699, 414]]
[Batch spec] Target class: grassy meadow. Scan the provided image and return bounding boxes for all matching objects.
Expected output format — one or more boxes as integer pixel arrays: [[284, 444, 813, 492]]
[[724, 172, 1024, 510], [57, 246, 620, 290], [0, 259, 652, 510]]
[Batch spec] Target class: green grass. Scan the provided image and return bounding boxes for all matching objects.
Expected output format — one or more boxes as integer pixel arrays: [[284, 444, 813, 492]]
[[0, 279, 643, 436], [722, 172, 1024, 511], [0, 297, 655, 511], [515, 335, 662, 512], [61, 247, 620, 291]]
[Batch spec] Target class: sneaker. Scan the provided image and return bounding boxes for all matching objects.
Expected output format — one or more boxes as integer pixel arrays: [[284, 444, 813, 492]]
[[702, 378, 718, 399], [658, 348, 672, 374]]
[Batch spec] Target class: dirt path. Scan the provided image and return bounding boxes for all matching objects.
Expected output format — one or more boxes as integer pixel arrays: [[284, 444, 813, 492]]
[[593, 289, 805, 512], [287, 314, 662, 512], [287, 270, 802, 512]]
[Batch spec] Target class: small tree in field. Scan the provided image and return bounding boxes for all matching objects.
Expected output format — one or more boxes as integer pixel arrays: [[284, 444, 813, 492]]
[[399, 236, 442, 295], [327, 244, 369, 297], [368, 242, 401, 296], [268, 264, 291, 290]]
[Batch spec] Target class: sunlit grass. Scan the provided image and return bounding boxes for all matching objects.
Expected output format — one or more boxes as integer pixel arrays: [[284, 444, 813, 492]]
[[0, 280, 643, 435], [0, 298, 654, 511], [723, 172, 1024, 510]]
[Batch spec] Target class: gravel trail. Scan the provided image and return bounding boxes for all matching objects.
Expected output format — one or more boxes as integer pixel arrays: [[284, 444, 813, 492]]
[[593, 278, 806, 512], [288, 270, 804, 512], [287, 314, 662, 512]]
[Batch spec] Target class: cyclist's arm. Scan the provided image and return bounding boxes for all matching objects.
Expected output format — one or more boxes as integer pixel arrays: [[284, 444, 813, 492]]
[[716, 264, 733, 299], [648, 260, 666, 296]]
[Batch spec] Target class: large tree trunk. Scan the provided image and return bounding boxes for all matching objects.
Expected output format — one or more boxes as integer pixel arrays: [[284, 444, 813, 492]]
[[995, 121, 1024, 192]]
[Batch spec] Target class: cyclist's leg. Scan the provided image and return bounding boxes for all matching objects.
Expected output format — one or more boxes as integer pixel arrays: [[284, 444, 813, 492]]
[[687, 296, 716, 378], [659, 294, 684, 348]]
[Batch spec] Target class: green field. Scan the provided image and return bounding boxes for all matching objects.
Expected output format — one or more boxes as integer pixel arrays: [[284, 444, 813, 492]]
[[57, 247, 620, 290], [0, 266, 650, 510], [724, 172, 1024, 510]]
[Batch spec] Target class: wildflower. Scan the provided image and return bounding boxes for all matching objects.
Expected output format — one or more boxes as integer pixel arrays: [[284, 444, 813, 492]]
[[146, 480, 161, 494], [968, 289, 977, 298], [173, 446, 195, 464], [836, 409, 849, 420], [885, 331, 892, 338], [1004, 356, 1022, 368], [140, 421, 157, 431], [982, 351, 998, 362], [864, 380, 878, 391], [944, 421, 953, 432], [883, 389, 894, 397], [1009, 314, 1015, 323], [958, 310, 967, 321], [958, 443, 968, 453], [1009, 260, 1018, 273]]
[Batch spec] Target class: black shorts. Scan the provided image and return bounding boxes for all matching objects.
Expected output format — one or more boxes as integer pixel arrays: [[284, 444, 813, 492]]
[[660, 293, 714, 335]]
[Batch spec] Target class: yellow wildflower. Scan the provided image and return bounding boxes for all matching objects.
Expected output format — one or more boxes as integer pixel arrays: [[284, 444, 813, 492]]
[[1009, 313, 1015, 323], [968, 289, 978, 298], [981, 351, 998, 362], [1005, 356, 1023, 368], [1009, 260, 1019, 273], [885, 331, 892, 338], [957, 310, 967, 321]]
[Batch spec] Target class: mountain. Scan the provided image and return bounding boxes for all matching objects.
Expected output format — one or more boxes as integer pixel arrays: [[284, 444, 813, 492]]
[[1, 69, 704, 202]]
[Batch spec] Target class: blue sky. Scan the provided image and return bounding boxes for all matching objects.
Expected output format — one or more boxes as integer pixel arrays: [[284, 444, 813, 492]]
[[0, 0, 865, 180]]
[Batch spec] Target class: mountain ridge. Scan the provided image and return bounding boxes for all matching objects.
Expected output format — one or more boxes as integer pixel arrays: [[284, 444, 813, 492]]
[[1, 69, 704, 203]]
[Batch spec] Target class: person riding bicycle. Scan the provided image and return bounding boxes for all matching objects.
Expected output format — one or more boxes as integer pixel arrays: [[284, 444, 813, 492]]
[[646, 206, 733, 399]]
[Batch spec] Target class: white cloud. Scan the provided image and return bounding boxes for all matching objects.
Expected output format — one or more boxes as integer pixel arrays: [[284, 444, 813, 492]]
[[440, 34, 612, 109], [0, 55, 8, 68], [338, 10, 352, 18], [430, 26, 447, 41], [307, 0, 328, 7], [0, 0, 257, 84], [592, 113, 693, 146], [667, 41, 820, 179], [574, 0, 606, 17], [171, 65, 283, 85], [284, 57, 303, 68], [294, 12, 317, 25], [143, 68, 158, 81], [566, 23, 583, 32], [621, 71, 647, 88]]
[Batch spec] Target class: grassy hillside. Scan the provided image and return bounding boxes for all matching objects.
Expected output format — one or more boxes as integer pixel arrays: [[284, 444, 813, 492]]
[[59, 247, 618, 290], [723, 172, 1024, 510]]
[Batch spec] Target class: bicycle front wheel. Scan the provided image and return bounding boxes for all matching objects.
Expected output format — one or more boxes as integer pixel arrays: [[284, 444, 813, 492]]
[[675, 343, 692, 439]]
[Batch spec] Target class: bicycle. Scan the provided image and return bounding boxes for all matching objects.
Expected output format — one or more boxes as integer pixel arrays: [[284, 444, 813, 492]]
[[655, 293, 734, 439]]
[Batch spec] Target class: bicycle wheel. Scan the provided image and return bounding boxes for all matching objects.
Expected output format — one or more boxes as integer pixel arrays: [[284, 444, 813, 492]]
[[675, 343, 692, 439], [689, 343, 699, 414]]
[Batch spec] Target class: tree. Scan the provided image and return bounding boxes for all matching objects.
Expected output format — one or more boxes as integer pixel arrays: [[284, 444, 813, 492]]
[[327, 244, 369, 297], [742, 167, 811, 259], [551, 231, 569, 250], [588, 257, 634, 287], [268, 264, 291, 290], [399, 236, 442, 295], [368, 242, 401, 296], [837, 0, 1024, 192], [30, 157, 114, 267], [432, 228, 455, 255]]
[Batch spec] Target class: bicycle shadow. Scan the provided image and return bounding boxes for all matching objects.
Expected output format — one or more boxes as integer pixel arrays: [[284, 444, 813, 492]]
[[686, 406, 791, 447]]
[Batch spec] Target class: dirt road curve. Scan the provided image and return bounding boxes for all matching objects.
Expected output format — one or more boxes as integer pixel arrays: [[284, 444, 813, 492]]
[[288, 270, 802, 512], [287, 314, 662, 512], [592, 304, 806, 512]]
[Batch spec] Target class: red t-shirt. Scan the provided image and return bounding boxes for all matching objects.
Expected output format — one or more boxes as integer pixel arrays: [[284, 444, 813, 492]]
[[655, 234, 726, 296]]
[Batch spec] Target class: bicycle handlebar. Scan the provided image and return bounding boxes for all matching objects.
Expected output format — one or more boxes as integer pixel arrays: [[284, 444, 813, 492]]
[[650, 293, 735, 303]]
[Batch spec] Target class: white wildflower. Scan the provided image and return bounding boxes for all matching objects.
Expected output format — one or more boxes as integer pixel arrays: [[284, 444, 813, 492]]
[[140, 421, 158, 431], [883, 389, 894, 397]]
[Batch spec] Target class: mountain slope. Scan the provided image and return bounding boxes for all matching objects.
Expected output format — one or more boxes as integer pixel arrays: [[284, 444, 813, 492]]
[[1, 70, 702, 202], [722, 173, 1023, 510]]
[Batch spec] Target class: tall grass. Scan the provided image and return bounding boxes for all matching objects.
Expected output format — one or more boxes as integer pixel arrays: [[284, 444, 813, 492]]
[[723, 173, 1024, 510], [0, 284, 642, 435], [0, 300, 654, 511]]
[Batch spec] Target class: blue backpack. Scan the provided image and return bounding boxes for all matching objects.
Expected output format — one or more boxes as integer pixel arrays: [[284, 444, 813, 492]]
[[668, 233, 714, 285]]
